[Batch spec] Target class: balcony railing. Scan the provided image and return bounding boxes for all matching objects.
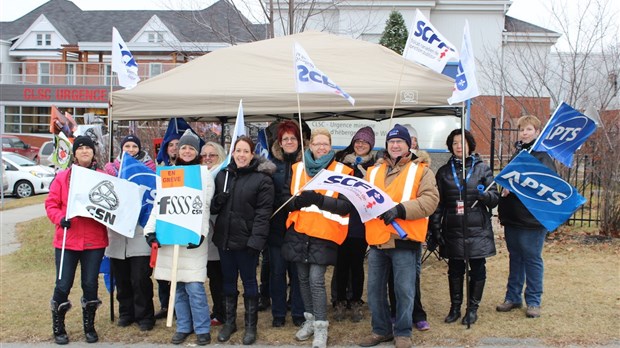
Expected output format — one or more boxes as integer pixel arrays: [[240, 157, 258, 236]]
[[0, 61, 183, 86]]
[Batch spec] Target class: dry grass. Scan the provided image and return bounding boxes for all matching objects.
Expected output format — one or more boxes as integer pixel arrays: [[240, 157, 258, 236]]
[[0, 194, 48, 211], [1, 217, 619, 346]]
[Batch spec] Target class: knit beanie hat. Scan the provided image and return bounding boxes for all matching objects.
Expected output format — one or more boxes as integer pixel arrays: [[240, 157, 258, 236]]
[[386, 124, 412, 149], [178, 129, 200, 152], [72, 135, 96, 155], [352, 126, 375, 149], [120, 134, 141, 151]]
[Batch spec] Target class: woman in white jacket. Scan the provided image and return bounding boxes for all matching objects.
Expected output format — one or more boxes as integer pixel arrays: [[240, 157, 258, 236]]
[[144, 130, 215, 346]]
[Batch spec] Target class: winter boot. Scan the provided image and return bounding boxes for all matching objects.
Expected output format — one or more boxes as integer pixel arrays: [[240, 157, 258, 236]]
[[462, 279, 485, 325], [295, 312, 315, 341], [350, 300, 364, 323], [312, 320, 329, 348], [81, 298, 101, 343], [242, 295, 258, 345], [218, 294, 238, 342], [51, 300, 72, 345], [444, 277, 463, 323], [333, 301, 347, 322]]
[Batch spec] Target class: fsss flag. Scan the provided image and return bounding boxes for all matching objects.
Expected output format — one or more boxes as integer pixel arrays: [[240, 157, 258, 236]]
[[531, 102, 597, 167], [302, 169, 395, 223], [495, 151, 586, 232], [403, 9, 458, 74], [66, 165, 142, 237], [119, 153, 157, 228], [154, 165, 207, 245], [293, 42, 355, 106], [112, 27, 140, 89], [447, 20, 480, 105]]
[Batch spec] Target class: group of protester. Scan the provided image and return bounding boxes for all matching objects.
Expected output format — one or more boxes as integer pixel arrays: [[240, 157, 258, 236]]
[[45, 115, 553, 347]]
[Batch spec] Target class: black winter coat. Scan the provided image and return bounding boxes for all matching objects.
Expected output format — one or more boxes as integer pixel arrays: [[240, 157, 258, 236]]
[[431, 154, 498, 260], [281, 159, 353, 265], [498, 140, 556, 229], [211, 155, 276, 251]]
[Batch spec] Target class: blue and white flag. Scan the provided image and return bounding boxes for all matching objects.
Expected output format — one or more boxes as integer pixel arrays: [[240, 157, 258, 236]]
[[495, 151, 586, 232], [255, 128, 270, 159], [156, 118, 203, 166], [112, 27, 140, 89], [211, 100, 246, 177], [531, 102, 598, 167], [155, 165, 206, 245], [447, 21, 480, 105], [294, 42, 355, 105], [119, 153, 157, 228]]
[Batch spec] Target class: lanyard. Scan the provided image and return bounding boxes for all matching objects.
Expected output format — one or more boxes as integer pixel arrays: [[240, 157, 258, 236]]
[[450, 157, 476, 196]]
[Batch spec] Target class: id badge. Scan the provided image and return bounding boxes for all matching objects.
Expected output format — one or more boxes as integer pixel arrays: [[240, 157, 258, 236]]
[[456, 200, 464, 215]]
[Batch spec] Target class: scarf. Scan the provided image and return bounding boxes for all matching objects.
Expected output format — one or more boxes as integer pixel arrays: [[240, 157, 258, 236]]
[[304, 149, 335, 177]]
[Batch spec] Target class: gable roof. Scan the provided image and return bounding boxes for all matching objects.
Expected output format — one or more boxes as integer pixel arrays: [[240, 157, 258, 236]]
[[505, 16, 560, 35], [0, 0, 266, 44]]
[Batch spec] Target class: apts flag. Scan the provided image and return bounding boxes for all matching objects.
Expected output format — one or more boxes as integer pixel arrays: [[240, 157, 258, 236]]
[[154, 165, 206, 245], [531, 102, 598, 167], [119, 153, 157, 228], [293, 42, 355, 105], [66, 164, 142, 237], [495, 151, 586, 232], [255, 128, 270, 159]]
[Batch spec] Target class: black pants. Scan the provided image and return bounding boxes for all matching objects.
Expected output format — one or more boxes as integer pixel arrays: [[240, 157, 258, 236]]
[[207, 260, 224, 321], [447, 258, 487, 281], [335, 237, 367, 302], [110, 256, 154, 325]]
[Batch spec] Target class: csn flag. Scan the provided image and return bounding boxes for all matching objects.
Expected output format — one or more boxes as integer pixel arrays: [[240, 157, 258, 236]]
[[293, 42, 355, 105], [495, 151, 586, 232], [154, 165, 207, 245], [302, 169, 395, 223], [112, 27, 140, 89], [447, 21, 480, 105], [403, 9, 458, 74], [119, 154, 157, 228], [66, 165, 142, 237], [531, 102, 597, 167]]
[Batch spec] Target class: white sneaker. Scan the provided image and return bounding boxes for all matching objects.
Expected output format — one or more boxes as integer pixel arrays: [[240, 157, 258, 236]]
[[312, 320, 328, 348], [295, 312, 315, 341]]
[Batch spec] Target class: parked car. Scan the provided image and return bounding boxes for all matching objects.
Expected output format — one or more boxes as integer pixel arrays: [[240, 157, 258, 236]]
[[1, 163, 8, 193], [1, 135, 39, 162], [39, 140, 54, 167], [2, 152, 55, 198]]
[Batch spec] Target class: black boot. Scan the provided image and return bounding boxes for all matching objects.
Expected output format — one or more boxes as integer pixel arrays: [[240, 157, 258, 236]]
[[81, 298, 101, 343], [444, 277, 463, 323], [51, 300, 72, 345], [242, 295, 259, 345], [218, 294, 238, 342], [462, 279, 485, 325]]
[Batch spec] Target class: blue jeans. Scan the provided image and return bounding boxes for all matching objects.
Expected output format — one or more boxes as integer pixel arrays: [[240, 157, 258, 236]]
[[175, 282, 211, 334], [296, 262, 328, 321], [367, 247, 419, 338], [503, 226, 547, 307], [53, 248, 105, 303], [269, 245, 304, 319], [219, 248, 259, 297]]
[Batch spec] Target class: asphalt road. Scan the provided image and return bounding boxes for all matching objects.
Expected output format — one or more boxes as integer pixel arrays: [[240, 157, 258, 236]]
[[0, 202, 46, 256]]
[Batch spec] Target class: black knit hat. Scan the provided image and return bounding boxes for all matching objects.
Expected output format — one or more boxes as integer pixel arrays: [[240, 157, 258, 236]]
[[120, 134, 141, 151], [72, 135, 96, 155], [386, 124, 412, 149]]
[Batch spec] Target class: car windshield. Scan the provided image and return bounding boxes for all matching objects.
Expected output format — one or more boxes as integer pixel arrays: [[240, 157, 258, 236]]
[[3, 152, 36, 166]]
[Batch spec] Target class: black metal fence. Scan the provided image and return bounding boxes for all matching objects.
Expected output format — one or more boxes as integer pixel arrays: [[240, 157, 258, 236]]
[[490, 118, 601, 227]]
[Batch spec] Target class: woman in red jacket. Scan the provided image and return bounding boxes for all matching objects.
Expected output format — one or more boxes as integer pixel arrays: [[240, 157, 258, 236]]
[[45, 136, 108, 345]]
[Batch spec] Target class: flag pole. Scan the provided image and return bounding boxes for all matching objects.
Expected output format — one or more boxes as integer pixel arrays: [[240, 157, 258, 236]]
[[58, 225, 68, 280], [387, 58, 409, 130], [296, 93, 305, 164]]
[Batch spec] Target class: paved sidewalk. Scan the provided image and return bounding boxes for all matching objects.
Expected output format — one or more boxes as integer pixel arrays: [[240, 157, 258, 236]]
[[0, 203, 46, 256]]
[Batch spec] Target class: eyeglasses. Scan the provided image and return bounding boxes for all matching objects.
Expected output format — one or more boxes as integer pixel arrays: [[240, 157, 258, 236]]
[[201, 153, 219, 158], [311, 143, 330, 148], [281, 137, 298, 143]]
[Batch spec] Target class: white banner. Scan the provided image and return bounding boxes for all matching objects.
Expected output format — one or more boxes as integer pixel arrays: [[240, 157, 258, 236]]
[[67, 165, 142, 237], [293, 42, 355, 105], [302, 169, 395, 222], [448, 21, 480, 105], [403, 9, 458, 74], [112, 27, 140, 89]]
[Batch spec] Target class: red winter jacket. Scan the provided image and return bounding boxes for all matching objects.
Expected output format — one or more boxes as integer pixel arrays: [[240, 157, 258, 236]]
[[45, 167, 108, 251]]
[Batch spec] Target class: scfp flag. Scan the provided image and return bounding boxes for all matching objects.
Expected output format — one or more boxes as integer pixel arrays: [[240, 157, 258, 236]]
[[495, 151, 586, 232], [448, 20, 480, 105], [119, 154, 157, 228], [112, 27, 140, 89], [293, 42, 355, 105], [531, 102, 597, 167]]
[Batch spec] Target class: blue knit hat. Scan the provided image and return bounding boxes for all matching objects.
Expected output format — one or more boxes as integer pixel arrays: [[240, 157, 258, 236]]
[[386, 124, 412, 149]]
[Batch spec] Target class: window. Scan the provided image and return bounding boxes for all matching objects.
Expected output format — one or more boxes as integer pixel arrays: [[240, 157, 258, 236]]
[[150, 63, 162, 77], [104, 64, 112, 86], [38, 62, 50, 84], [147, 32, 164, 43], [36, 33, 52, 46], [65, 63, 76, 85]]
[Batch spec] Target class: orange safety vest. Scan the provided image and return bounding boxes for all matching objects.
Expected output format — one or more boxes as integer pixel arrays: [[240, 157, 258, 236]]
[[286, 161, 353, 245], [364, 161, 429, 244]]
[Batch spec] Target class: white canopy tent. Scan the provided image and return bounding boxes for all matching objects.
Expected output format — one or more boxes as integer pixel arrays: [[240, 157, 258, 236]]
[[110, 31, 459, 122]]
